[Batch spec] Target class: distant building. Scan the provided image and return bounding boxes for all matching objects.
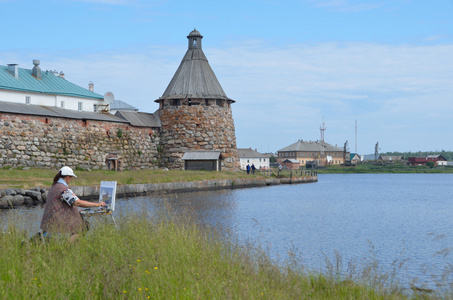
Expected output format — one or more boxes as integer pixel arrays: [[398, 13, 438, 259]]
[[380, 155, 404, 162], [408, 155, 447, 166], [277, 140, 348, 166], [281, 159, 300, 170], [237, 148, 269, 170], [428, 155, 447, 166], [0, 60, 108, 112], [350, 153, 362, 165]]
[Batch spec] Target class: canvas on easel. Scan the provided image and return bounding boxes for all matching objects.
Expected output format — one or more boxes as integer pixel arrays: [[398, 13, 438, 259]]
[[99, 181, 117, 211]]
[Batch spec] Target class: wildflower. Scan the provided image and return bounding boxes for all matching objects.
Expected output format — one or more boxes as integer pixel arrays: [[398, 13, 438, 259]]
[[139, 288, 142, 291], [123, 290, 127, 293], [145, 270, 150, 274], [154, 267, 158, 270], [137, 259, 141, 262], [145, 288, 149, 291], [39, 284, 42, 287]]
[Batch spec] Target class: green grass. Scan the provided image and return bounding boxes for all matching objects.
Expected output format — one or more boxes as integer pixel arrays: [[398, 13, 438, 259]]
[[0, 169, 274, 190], [317, 163, 453, 174], [1, 205, 412, 299]]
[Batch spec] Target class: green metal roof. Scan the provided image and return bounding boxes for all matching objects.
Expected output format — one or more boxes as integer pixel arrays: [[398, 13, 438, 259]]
[[0, 65, 103, 100]]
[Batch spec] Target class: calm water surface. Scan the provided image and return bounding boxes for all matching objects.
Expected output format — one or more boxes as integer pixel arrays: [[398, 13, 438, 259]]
[[2, 173, 452, 289]]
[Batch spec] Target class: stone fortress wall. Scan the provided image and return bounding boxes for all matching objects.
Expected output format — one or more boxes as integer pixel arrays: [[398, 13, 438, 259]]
[[0, 113, 160, 170]]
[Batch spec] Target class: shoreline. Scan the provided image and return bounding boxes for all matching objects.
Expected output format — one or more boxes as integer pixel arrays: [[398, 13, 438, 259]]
[[73, 176, 318, 199], [0, 176, 318, 208]]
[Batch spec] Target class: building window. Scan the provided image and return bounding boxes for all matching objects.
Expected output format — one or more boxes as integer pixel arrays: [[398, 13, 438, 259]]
[[61, 101, 65, 108], [25, 96, 30, 105], [78, 102, 83, 111], [172, 99, 180, 106], [93, 104, 97, 112]]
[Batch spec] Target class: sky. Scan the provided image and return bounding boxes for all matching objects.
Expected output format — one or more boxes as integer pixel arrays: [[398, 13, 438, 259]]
[[1, 0, 453, 154]]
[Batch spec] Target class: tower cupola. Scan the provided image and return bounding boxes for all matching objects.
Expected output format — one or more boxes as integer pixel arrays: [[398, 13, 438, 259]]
[[187, 28, 202, 50]]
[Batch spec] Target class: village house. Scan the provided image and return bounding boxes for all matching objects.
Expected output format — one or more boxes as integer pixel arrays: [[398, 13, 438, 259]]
[[408, 155, 448, 166], [237, 148, 269, 170]]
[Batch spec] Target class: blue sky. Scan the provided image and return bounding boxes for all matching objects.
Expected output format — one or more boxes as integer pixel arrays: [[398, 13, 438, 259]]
[[2, 0, 453, 154]]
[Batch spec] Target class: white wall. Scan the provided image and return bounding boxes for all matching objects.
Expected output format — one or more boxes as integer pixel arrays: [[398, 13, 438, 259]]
[[0, 89, 104, 112], [239, 157, 269, 170]]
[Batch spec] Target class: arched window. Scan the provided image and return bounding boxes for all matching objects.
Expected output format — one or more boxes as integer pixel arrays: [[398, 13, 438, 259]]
[[193, 38, 197, 48]]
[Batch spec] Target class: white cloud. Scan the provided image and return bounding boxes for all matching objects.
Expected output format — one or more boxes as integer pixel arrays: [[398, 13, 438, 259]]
[[2, 40, 452, 154]]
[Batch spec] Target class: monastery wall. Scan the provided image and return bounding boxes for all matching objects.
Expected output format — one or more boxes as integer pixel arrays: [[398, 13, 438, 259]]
[[0, 113, 160, 170], [159, 100, 240, 170]]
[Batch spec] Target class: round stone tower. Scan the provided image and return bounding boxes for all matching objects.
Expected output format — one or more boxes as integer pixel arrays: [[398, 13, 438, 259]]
[[155, 29, 240, 170]]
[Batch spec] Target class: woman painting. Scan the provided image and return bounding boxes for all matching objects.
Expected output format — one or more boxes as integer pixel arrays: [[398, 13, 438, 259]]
[[40, 166, 106, 242]]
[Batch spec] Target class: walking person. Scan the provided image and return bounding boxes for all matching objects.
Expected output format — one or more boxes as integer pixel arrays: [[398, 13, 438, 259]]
[[246, 164, 251, 174], [40, 166, 106, 243], [251, 163, 256, 174]]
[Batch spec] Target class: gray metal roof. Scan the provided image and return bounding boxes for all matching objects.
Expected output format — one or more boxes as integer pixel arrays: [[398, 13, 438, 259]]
[[110, 100, 138, 111], [0, 101, 128, 123], [114, 111, 161, 128], [156, 30, 234, 102], [182, 151, 221, 160], [278, 140, 343, 152], [237, 148, 268, 159], [283, 159, 300, 164]]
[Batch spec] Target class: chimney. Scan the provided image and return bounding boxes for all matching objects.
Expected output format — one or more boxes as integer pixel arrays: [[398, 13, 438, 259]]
[[32, 60, 41, 79], [59, 71, 65, 79], [7, 64, 19, 78], [89, 81, 94, 92]]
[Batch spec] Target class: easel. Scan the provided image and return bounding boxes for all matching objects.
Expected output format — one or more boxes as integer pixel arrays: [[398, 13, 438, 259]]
[[80, 209, 117, 228]]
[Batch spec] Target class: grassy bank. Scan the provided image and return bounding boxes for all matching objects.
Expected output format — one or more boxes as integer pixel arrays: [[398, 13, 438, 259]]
[[317, 163, 453, 174], [0, 168, 269, 190], [1, 206, 412, 299]]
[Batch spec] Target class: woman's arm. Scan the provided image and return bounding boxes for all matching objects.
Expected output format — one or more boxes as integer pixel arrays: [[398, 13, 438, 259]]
[[74, 199, 106, 208]]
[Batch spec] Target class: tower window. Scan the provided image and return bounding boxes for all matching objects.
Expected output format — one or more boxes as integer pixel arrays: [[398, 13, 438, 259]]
[[172, 99, 180, 106], [193, 38, 197, 48]]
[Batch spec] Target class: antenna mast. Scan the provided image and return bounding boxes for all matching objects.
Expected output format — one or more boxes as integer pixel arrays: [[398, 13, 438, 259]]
[[320, 118, 326, 165], [355, 120, 357, 154]]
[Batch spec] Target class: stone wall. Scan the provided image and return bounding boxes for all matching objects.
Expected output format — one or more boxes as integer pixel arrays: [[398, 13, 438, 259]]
[[158, 99, 240, 170], [0, 113, 160, 170]]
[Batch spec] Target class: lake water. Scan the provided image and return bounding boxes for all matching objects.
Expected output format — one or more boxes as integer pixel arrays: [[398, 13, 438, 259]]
[[2, 173, 452, 290]]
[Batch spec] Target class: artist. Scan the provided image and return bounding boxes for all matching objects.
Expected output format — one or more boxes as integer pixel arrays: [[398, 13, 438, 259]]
[[40, 166, 106, 242]]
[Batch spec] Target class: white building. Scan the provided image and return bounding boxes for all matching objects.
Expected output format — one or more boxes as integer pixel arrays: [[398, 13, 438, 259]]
[[0, 60, 109, 112], [238, 148, 270, 170]]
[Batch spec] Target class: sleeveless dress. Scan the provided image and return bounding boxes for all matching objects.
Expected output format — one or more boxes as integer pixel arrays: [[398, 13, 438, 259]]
[[40, 183, 83, 234]]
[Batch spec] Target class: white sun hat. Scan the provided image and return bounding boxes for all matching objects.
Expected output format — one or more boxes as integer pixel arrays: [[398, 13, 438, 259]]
[[60, 166, 77, 178]]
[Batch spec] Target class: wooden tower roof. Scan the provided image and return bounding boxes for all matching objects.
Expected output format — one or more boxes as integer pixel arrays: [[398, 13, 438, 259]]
[[155, 29, 234, 102]]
